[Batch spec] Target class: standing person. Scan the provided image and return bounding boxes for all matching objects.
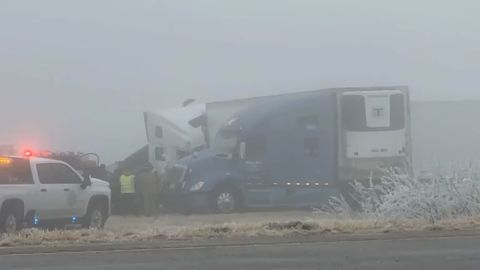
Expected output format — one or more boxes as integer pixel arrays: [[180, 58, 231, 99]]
[[136, 164, 160, 216], [96, 164, 108, 180], [108, 170, 121, 214], [119, 169, 136, 215], [155, 170, 166, 211]]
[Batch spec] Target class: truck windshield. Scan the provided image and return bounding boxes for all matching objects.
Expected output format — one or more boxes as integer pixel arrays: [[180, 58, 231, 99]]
[[213, 130, 238, 154], [0, 157, 33, 185]]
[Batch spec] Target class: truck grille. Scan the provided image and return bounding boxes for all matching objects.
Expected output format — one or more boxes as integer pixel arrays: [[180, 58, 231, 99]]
[[165, 165, 188, 189]]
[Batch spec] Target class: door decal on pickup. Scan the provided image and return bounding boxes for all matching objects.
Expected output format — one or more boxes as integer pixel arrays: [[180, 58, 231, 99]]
[[67, 191, 77, 207]]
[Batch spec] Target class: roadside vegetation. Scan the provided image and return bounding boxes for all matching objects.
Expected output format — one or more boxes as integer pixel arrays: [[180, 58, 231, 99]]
[[326, 167, 480, 223], [2, 166, 480, 247]]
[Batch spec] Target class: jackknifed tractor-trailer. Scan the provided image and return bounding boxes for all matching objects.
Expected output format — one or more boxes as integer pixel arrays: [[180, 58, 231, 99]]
[[145, 86, 412, 213]]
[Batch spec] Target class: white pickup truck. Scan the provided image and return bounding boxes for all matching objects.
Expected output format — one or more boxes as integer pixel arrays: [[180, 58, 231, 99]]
[[0, 156, 111, 233]]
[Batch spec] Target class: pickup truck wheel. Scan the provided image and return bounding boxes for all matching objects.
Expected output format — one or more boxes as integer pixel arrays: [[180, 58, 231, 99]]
[[82, 204, 107, 230], [0, 210, 21, 234]]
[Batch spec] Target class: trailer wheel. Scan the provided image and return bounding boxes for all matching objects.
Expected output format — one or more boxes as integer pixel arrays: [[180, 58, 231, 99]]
[[210, 186, 242, 214]]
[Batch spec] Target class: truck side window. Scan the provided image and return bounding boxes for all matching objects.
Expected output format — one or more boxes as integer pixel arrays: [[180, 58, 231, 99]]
[[304, 137, 320, 159], [0, 158, 33, 184], [37, 163, 82, 184], [176, 149, 189, 159], [155, 126, 163, 138], [245, 135, 267, 160]]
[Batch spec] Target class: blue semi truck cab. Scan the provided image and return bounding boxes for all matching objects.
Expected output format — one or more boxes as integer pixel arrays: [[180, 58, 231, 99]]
[[152, 86, 411, 213]]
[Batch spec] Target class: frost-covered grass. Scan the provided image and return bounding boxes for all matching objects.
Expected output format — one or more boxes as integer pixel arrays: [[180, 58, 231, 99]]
[[2, 169, 480, 248], [324, 168, 480, 224]]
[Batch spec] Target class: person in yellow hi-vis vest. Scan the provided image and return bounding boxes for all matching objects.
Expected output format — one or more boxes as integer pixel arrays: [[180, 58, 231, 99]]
[[118, 170, 137, 215]]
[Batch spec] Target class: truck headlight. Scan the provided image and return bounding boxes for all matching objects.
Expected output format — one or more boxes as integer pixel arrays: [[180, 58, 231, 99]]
[[190, 181, 205, 191]]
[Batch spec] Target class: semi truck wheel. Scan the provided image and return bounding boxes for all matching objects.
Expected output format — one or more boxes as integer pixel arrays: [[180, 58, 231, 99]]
[[0, 209, 22, 234], [211, 186, 241, 214], [82, 204, 107, 229]]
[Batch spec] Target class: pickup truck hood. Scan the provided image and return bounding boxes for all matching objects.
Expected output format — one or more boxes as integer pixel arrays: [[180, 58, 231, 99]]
[[91, 178, 110, 188]]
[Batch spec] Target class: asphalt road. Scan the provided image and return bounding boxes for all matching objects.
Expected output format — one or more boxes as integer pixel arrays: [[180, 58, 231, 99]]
[[2, 234, 480, 270]]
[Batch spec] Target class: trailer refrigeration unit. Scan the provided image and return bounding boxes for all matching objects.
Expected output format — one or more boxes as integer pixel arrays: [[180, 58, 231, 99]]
[[145, 86, 412, 213]]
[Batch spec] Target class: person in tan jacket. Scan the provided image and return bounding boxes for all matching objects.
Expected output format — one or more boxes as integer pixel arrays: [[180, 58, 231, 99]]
[[135, 164, 161, 216]]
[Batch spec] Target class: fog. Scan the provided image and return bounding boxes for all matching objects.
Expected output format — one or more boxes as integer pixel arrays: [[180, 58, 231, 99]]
[[1, 0, 479, 164]]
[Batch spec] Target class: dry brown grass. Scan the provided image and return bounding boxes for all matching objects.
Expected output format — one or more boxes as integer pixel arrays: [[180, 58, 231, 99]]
[[2, 214, 480, 247]]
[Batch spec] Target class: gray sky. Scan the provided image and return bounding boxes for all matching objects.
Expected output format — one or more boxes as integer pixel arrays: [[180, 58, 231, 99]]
[[1, 0, 479, 163]]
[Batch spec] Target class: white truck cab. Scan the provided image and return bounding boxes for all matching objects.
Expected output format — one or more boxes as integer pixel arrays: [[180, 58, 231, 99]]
[[0, 156, 111, 233]]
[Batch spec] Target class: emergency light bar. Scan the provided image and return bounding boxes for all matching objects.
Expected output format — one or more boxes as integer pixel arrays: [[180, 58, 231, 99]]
[[22, 149, 52, 157], [0, 157, 13, 166]]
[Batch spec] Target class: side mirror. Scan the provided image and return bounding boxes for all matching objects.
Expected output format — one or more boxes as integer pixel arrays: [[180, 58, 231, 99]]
[[81, 173, 92, 189], [239, 142, 246, 160]]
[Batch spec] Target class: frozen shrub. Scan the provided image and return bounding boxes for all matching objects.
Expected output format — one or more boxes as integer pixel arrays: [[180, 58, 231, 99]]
[[332, 169, 480, 224]]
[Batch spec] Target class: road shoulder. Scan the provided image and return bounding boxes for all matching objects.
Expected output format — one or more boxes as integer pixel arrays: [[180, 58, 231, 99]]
[[1, 229, 479, 256]]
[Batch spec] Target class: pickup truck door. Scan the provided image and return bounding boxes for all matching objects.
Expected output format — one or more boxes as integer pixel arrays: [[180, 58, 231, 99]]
[[35, 163, 85, 220], [64, 177, 89, 218]]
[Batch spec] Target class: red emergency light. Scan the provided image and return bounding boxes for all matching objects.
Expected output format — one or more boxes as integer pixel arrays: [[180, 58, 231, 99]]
[[24, 150, 33, 157]]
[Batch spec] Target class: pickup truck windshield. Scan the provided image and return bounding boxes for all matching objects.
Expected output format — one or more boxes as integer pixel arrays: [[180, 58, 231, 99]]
[[0, 158, 33, 184]]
